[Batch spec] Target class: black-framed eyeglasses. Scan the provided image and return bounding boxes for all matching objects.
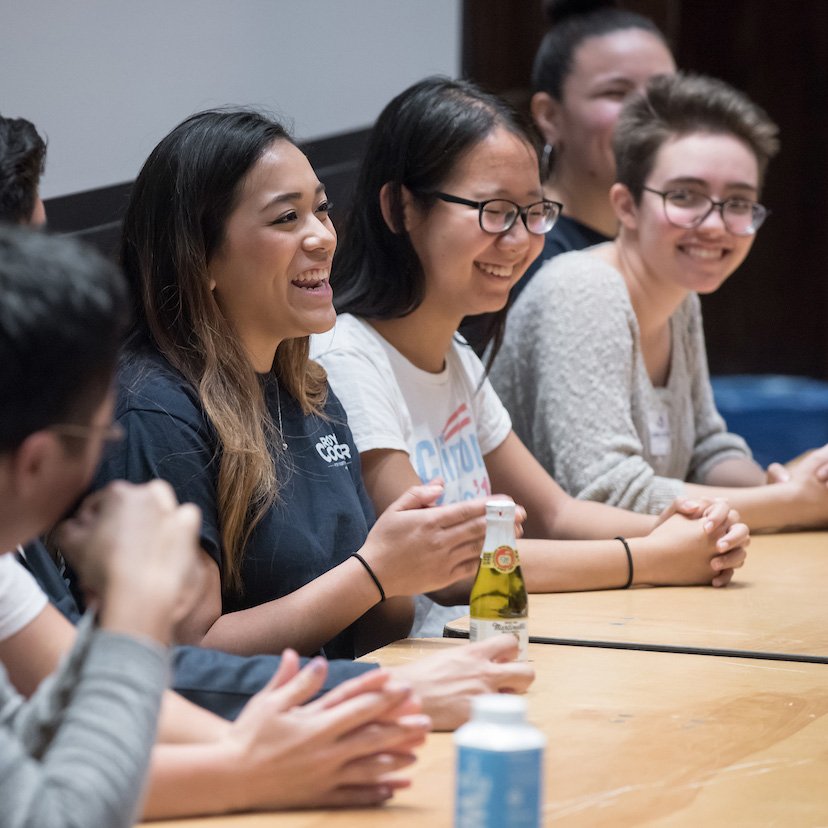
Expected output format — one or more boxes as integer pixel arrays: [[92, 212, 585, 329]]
[[642, 186, 768, 236], [50, 422, 125, 445], [434, 192, 562, 235]]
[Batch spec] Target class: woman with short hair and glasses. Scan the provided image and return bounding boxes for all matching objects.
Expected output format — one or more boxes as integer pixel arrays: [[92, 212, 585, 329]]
[[316, 76, 749, 639], [491, 72, 828, 531]]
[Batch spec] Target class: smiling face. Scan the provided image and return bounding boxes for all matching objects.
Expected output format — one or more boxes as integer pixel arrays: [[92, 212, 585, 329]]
[[404, 126, 546, 319], [628, 131, 760, 294], [207, 139, 337, 370], [545, 28, 675, 189]]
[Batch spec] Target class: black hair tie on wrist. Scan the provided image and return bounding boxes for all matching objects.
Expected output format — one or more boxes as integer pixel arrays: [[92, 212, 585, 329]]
[[615, 537, 634, 589], [352, 552, 386, 602]]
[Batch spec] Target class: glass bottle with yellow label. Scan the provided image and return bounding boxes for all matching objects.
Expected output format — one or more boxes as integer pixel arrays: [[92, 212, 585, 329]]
[[469, 499, 528, 661]]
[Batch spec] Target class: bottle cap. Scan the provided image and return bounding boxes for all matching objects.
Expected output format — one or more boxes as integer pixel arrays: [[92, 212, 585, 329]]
[[471, 693, 527, 725], [485, 499, 515, 521]]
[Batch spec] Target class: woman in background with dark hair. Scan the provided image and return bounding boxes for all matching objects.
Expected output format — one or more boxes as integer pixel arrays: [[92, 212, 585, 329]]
[[316, 76, 748, 640], [460, 0, 675, 354], [92, 108, 537, 729], [528, 0, 674, 269]]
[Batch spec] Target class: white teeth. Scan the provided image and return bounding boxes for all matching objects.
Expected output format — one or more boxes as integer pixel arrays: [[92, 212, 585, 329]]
[[682, 247, 723, 260], [293, 269, 329, 283], [476, 262, 513, 277]]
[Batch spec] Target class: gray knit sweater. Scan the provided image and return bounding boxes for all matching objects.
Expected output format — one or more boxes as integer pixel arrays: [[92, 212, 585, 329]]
[[0, 612, 168, 828], [491, 248, 751, 514]]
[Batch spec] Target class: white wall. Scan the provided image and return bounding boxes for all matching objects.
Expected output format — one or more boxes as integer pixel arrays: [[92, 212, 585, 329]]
[[0, 0, 461, 198]]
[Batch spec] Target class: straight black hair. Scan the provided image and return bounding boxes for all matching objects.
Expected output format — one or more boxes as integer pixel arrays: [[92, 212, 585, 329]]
[[333, 76, 539, 364]]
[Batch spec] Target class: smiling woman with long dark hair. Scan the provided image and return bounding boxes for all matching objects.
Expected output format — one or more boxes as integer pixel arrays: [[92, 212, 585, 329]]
[[94, 108, 522, 668]]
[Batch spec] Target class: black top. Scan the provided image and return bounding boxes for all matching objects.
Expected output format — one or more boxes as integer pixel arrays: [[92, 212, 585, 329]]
[[93, 347, 376, 660]]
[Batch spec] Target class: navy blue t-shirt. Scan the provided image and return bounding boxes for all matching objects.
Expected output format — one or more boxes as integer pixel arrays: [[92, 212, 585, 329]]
[[94, 347, 376, 660]]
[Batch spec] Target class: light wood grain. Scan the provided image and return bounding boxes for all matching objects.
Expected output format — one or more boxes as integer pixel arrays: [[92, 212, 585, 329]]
[[145, 639, 828, 828], [446, 532, 828, 660]]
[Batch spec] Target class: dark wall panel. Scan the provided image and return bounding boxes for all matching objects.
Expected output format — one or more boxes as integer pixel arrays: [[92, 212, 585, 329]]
[[44, 128, 371, 261], [462, 0, 828, 379]]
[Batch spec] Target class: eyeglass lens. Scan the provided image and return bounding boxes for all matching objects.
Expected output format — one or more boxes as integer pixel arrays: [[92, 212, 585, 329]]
[[663, 192, 763, 235], [480, 200, 557, 234]]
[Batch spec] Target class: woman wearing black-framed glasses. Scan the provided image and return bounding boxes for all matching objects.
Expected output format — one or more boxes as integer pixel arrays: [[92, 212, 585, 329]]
[[492, 72, 828, 533], [317, 76, 750, 643]]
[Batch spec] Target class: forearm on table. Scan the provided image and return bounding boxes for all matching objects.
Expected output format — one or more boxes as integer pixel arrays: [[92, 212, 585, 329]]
[[683, 480, 802, 531], [545, 496, 658, 540], [518, 537, 634, 592], [156, 688, 230, 744], [199, 557, 384, 657], [701, 456, 766, 487], [143, 740, 249, 820]]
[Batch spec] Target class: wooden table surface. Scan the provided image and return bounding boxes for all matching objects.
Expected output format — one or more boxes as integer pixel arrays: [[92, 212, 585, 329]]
[[146, 638, 828, 828], [445, 531, 828, 662]]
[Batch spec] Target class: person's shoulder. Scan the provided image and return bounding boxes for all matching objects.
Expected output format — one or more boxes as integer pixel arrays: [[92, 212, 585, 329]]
[[509, 248, 634, 354], [313, 315, 397, 382], [312, 314, 380, 356], [116, 347, 203, 425], [519, 247, 623, 305], [514, 216, 609, 298], [319, 380, 347, 420], [448, 334, 487, 383]]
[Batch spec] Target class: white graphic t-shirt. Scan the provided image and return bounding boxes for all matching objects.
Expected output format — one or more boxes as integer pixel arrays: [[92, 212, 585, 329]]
[[0, 552, 48, 642], [313, 314, 512, 637]]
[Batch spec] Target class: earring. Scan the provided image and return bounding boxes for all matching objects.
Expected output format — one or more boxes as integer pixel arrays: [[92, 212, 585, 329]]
[[541, 143, 555, 180]]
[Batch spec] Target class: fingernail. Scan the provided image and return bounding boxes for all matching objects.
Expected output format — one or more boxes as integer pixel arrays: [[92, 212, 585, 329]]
[[704, 521, 715, 532], [684, 500, 699, 509], [310, 657, 326, 673], [718, 540, 728, 551]]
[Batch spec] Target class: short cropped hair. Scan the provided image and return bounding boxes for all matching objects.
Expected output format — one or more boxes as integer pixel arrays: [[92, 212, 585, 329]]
[[0, 226, 129, 452], [0, 115, 47, 224], [614, 73, 780, 202]]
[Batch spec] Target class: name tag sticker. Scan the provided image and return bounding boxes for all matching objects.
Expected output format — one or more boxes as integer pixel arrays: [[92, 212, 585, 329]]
[[647, 410, 671, 456]]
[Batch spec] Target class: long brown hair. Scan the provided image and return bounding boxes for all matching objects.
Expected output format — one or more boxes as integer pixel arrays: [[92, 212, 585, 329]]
[[120, 109, 327, 593]]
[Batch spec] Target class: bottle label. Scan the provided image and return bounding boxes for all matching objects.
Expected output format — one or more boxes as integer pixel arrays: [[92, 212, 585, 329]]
[[481, 544, 519, 573], [470, 617, 528, 661], [455, 746, 543, 828]]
